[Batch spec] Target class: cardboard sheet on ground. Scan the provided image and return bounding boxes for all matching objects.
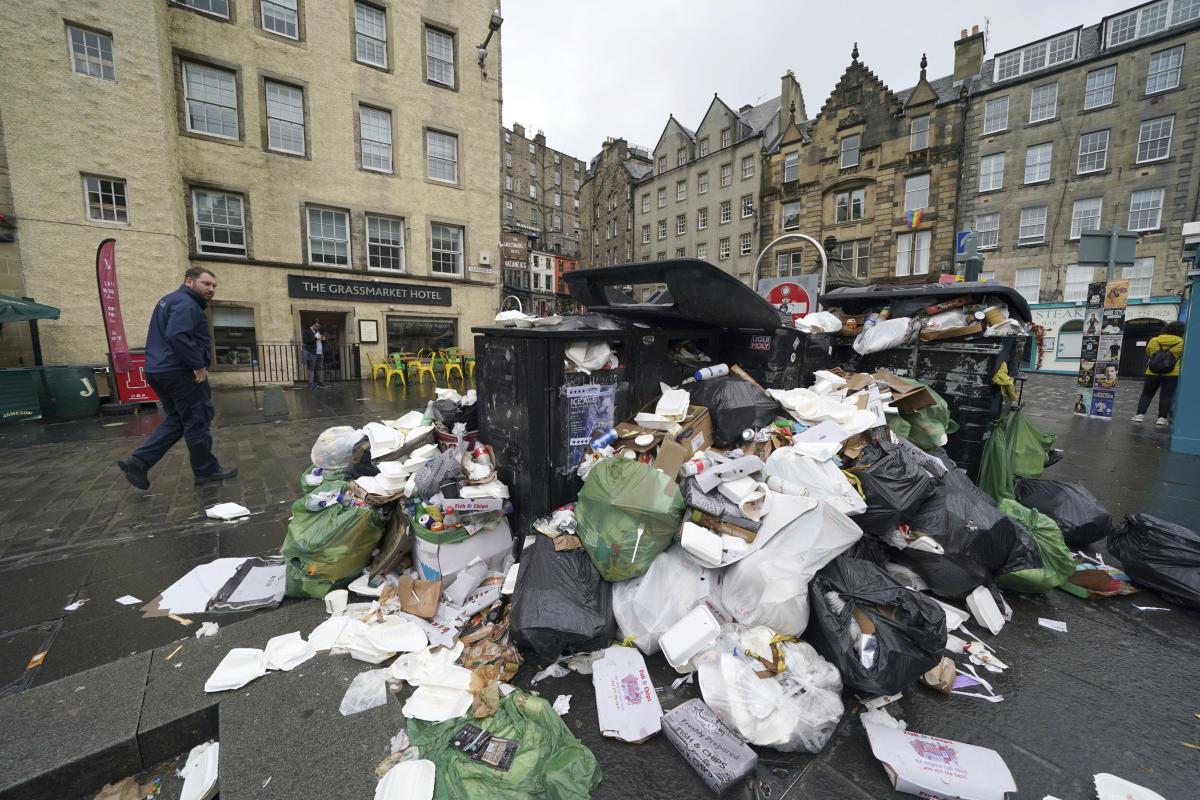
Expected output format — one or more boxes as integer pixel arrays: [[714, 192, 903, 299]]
[[592, 645, 663, 742], [143, 557, 285, 615], [864, 721, 1017, 800]]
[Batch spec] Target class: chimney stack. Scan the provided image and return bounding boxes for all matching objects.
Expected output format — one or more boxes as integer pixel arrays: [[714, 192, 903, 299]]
[[781, 69, 806, 124], [954, 25, 986, 81]]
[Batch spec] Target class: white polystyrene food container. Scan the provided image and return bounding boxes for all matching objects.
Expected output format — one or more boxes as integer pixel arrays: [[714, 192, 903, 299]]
[[660, 604, 720, 673]]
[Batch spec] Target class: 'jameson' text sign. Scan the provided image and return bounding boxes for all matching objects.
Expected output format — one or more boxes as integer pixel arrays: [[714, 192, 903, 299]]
[[287, 275, 451, 306]]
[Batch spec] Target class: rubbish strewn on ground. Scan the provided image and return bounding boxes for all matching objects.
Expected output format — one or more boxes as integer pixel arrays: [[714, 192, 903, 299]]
[[178, 740, 218, 800], [863, 717, 1016, 800]]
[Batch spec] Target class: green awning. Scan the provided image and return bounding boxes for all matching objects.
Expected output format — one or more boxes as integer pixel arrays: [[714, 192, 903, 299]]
[[0, 293, 60, 323]]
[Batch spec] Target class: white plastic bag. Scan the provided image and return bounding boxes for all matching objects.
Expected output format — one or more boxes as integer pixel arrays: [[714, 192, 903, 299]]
[[923, 309, 967, 330], [718, 501, 861, 636], [853, 317, 913, 355], [764, 447, 867, 517], [311, 426, 363, 469], [794, 311, 844, 333], [339, 668, 389, 715], [612, 545, 714, 655], [697, 629, 843, 753]]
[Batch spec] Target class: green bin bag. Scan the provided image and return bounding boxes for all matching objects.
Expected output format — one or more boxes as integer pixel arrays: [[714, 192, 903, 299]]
[[298, 464, 345, 495], [977, 419, 1013, 502], [885, 378, 959, 452], [995, 499, 1076, 594], [406, 691, 602, 800], [1010, 409, 1055, 478], [575, 457, 686, 582], [281, 482, 384, 598]]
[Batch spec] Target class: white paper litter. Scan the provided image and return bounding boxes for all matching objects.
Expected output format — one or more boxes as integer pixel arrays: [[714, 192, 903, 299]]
[[1094, 772, 1168, 800], [115, 595, 142, 606], [263, 632, 315, 671], [195, 621, 219, 639], [154, 558, 248, 614], [179, 741, 219, 800], [1037, 618, 1068, 633], [64, 600, 86, 611], [552, 694, 572, 716], [1133, 605, 1170, 611], [206, 502, 251, 520], [204, 648, 267, 693]]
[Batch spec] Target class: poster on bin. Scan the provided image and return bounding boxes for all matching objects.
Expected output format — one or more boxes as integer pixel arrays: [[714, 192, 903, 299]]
[[567, 385, 615, 468]]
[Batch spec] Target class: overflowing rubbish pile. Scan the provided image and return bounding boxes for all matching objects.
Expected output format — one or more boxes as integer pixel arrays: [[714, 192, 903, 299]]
[[180, 261, 1198, 799]]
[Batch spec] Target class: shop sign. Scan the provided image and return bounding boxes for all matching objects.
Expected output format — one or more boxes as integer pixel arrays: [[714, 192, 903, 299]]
[[286, 275, 451, 306]]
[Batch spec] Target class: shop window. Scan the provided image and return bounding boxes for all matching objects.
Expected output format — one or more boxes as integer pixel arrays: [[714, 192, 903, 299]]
[[385, 316, 456, 354], [212, 306, 256, 367], [1057, 319, 1084, 360]]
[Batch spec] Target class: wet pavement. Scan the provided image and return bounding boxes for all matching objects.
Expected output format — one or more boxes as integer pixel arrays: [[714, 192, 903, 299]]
[[0, 372, 1198, 799]]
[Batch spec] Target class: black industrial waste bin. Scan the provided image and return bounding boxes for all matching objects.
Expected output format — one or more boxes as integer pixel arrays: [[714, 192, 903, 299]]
[[811, 281, 1033, 480], [475, 259, 795, 537]]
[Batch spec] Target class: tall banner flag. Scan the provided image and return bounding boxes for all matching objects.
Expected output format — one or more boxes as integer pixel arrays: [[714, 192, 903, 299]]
[[95, 238, 133, 372], [1074, 279, 1129, 418]]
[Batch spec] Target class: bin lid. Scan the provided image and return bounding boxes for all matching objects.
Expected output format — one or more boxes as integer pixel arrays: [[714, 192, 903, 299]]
[[563, 259, 784, 331], [820, 281, 1032, 323]]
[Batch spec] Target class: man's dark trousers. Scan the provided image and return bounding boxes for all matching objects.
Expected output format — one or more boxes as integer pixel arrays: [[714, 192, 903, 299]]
[[132, 371, 220, 477]]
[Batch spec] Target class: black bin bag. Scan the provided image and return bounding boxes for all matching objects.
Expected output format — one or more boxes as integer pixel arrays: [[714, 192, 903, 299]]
[[853, 440, 937, 536], [805, 556, 947, 696], [1014, 478, 1113, 548], [687, 376, 782, 448], [510, 534, 616, 667], [1108, 514, 1200, 610], [431, 398, 479, 430], [896, 469, 1043, 600]]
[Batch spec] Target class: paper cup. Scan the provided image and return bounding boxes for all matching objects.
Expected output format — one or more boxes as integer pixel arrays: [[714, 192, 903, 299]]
[[324, 589, 348, 614]]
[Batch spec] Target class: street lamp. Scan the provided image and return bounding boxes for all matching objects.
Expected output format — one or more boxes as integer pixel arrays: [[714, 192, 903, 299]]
[[476, 9, 503, 73]]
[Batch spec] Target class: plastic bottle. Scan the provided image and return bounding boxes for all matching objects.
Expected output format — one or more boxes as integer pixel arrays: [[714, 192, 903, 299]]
[[304, 467, 324, 487], [590, 428, 619, 450], [694, 363, 730, 381], [420, 400, 437, 425], [303, 490, 357, 511]]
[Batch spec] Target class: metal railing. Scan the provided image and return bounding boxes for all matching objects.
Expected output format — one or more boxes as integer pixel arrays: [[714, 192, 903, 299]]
[[251, 342, 361, 385]]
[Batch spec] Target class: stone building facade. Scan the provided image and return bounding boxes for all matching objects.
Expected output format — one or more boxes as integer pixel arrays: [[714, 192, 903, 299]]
[[633, 92, 784, 285], [0, 0, 504, 383], [760, 51, 967, 287], [580, 137, 652, 270], [500, 123, 585, 259], [957, 3, 1200, 308]]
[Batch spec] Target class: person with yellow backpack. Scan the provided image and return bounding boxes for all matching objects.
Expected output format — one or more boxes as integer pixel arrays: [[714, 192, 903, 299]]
[[1132, 321, 1185, 426]]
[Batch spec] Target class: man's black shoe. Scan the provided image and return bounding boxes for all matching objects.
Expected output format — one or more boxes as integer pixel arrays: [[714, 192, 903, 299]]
[[117, 457, 150, 490], [195, 466, 238, 485]]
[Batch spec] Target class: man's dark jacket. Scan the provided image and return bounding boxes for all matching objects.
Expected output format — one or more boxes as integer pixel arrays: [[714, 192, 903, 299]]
[[302, 326, 321, 355], [144, 285, 211, 373]]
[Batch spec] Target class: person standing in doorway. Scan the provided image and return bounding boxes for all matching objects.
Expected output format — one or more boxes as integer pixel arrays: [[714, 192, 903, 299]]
[[303, 320, 330, 389], [1133, 321, 1185, 426], [117, 267, 236, 489]]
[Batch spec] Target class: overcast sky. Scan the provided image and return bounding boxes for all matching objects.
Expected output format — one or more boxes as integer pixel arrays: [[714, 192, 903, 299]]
[[500, 0, 1143, 160]]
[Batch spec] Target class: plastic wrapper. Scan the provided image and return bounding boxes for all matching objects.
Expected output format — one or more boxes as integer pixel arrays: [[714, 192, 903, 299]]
[[853, 317, 914, 355], [1108, 514, 1200, 610], [575, 458, 686, 581], [995, 499, 1076, 594], [719, 501, 862, 635], [764, 447, 866, 517], [510, 535, 615, 667], [282, 484, 384, 598], [686, 376, 782, 448], [1014, 478, 1114, 548], [894, 469, 1043, 600], [805, 556, 947, 696], [611, 545, 714, 655], [853, 440, 937, 535], [339, 668, 389, 715], [311, 426, 364, 470], [697, 629, 844, 753], [794, 311, 844, 333]]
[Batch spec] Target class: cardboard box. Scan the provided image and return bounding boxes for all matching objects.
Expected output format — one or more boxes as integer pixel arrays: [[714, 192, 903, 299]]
[[873, 369, 936, 414], [864, 722, 1017, 800], [634, 401, 713, 457], [413, 519, 513, 583], [661, 699, 758, 795], [919, 322, 984, 342], [592, 646, 663, 743]]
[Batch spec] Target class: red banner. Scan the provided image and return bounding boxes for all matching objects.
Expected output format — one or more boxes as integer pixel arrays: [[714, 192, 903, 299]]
[[96, 238, 133, 372], [115, 352, 158, 403]]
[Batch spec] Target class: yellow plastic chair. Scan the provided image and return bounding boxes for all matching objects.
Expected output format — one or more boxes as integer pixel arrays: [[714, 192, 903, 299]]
[[365, 352, 388, 381], [442, 350, 464, 381], [411, 355, 438, 385], [384, 357, 407, 387]]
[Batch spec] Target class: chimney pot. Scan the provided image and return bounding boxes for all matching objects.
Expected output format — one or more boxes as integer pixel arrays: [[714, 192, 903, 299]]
[[961, 29, 967, 39], [972, 24, 979, 35]]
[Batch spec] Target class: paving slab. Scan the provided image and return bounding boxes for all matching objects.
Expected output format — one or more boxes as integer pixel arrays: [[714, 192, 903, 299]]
[[0, 554, 96, 632], [0, 651, 150, 800], [138, 599, 326, 768]]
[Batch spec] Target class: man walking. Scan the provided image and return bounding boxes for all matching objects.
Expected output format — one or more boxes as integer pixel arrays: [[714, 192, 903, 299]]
[[303, 319, 329, 388], [117, 267, 236, 489]]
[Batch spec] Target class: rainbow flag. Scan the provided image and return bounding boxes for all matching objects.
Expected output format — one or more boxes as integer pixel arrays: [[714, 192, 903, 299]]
[[906, 209, 924, 229]]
